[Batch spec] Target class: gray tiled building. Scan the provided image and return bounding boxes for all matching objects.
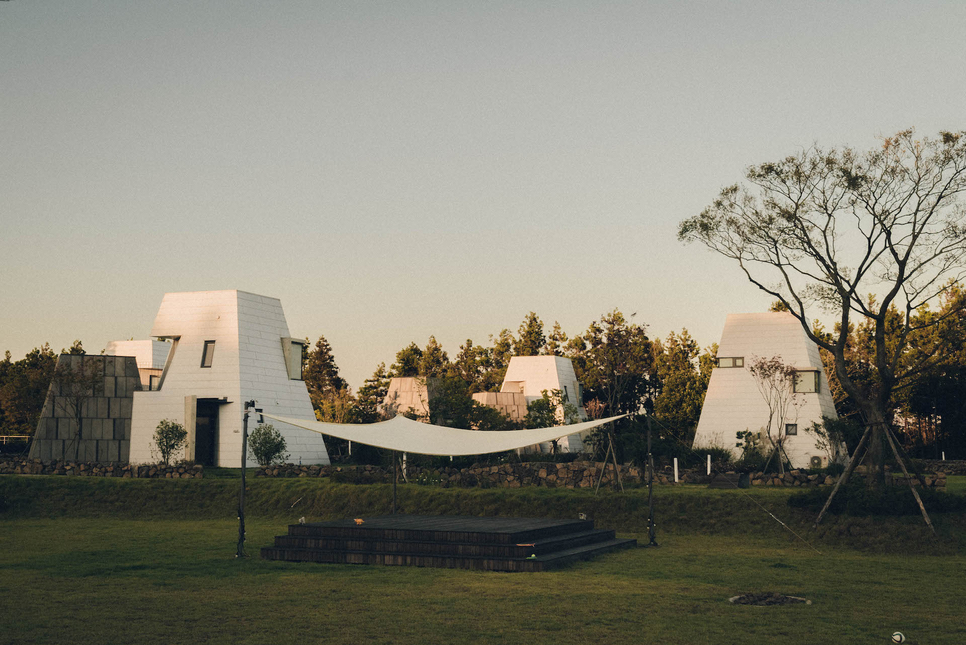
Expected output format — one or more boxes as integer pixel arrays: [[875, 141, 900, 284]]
[[28, 354, 140, 463]]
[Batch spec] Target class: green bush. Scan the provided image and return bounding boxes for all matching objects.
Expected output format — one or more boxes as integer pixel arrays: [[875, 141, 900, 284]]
[[153, 420, 187, 466], [248, 424, 289, 466]]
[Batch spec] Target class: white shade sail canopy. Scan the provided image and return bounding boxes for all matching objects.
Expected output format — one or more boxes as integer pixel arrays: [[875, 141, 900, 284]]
[[260, 412, 625, 456]]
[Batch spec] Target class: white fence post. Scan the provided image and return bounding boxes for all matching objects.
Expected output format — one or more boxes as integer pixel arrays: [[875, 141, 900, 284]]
[[673, 457, 679, 483], [707, 454, 711, 475]]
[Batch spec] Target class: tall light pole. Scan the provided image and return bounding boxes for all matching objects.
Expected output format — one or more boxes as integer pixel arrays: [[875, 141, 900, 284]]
[[237, 400, 260, 558]]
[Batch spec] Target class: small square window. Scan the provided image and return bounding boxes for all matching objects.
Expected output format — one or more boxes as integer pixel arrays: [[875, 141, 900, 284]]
[[785, 423, 798, 436], [734, 357, 744, 368], [793, 370, 819, 393], [201, 341, 215, 368]]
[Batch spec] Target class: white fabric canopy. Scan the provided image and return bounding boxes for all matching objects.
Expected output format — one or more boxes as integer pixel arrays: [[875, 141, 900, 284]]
[[260, 412, 625, 456]]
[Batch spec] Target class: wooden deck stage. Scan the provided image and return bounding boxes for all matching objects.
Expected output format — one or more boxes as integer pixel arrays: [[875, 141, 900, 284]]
[[261, 514, 636, 572]]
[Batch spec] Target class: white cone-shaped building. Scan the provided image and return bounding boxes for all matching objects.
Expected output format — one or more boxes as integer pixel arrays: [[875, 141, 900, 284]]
[[127, 290, 329, 466], [500, 356, 587, 453], [692, 312, 838, 468]]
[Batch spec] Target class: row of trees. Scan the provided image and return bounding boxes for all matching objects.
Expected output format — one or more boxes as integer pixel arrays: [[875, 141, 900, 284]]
[[0, 341, 85, 440], [301, 310, 717, 462]]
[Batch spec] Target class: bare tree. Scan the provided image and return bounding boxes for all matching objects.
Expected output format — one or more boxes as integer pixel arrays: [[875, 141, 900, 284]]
[[680, 129, 966, 529], [748, 355, 802, 475]]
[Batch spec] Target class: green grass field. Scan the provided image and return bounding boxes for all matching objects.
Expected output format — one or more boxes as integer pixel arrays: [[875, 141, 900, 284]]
[[2, 475, 965, 645]]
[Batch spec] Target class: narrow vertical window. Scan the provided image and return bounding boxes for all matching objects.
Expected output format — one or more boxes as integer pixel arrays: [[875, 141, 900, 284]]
[[201, 341, 215, 368], [149, 375, 160, 391]]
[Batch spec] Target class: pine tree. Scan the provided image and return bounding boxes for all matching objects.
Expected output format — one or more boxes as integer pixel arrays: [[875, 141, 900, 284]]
[[514, 312, 545, 356], [304, 336, 347, 411], [419, 336, 450, 377]]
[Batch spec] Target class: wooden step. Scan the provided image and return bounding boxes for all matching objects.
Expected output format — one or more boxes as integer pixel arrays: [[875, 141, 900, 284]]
[[260, 514, 637, 572], [271, 528, 618, 559], [260, 537, 636, 572]]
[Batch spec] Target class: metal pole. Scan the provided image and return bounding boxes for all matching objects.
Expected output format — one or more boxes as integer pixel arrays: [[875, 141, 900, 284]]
[[392, 449, 397, 515], [237, 400, 253, 558], [646, 416, 658, 547]]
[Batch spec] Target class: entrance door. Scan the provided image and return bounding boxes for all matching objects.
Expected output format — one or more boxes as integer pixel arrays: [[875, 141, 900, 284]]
[[195, 400, 219, 466]]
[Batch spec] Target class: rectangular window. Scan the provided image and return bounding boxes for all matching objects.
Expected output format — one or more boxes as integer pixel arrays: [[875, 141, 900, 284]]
[[281, 338, 305, 380], [149, 375, 160, 391], [794, 370, 819, 393], [201, 341, 215, 368], [785, 423, 798, 436], [716, 357, 744, 368]]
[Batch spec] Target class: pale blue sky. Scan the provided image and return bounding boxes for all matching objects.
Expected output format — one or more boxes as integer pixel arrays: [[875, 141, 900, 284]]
[[2, 1, 964, 388]]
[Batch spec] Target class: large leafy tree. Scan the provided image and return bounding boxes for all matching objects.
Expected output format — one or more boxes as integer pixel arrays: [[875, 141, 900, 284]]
[[389, 343, 422, 378], [427, 377, 516, 432], [651, 329, 715, 445], [568, 310, 655, 461], [0, 344, 58, 436], [451, 339, 495, 393], [489, 329, 514, 377], [679, 129, 966, 485], [570, 310, 655, 417]]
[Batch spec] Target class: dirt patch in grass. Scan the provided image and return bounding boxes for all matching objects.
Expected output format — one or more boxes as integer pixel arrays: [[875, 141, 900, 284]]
[[729, 592, 811, 606]]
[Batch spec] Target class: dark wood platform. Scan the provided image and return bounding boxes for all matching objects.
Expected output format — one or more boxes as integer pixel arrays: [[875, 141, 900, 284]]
[[260, 515, 636, 572]]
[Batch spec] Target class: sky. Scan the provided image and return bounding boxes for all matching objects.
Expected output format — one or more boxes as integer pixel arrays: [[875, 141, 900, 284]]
[[2, 1, 965, 389]]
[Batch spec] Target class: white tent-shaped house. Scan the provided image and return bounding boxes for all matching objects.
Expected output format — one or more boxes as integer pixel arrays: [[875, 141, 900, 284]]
[[126, 290, 330, 467], [692, 312, 838, 469], [500, 356, 588, 453]]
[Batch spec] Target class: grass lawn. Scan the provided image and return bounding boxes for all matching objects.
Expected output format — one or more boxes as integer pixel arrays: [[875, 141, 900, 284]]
[[946, 474, 965, 495], [2, 475, 965, 645], [3, 518, 965, 645]]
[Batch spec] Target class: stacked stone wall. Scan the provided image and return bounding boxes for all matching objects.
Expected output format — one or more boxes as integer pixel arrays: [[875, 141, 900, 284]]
[[916, 459, 966, 476], [254, 461, 947, 489], [0, 458, 202, 479]]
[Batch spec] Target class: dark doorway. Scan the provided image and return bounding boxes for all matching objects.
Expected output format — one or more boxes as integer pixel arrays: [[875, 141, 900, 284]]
[[195, 399, 220, 466]]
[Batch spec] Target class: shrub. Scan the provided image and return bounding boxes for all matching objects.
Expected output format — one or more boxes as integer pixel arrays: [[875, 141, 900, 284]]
[[153, 419, 187, 466], [248, 424, 289, 466]]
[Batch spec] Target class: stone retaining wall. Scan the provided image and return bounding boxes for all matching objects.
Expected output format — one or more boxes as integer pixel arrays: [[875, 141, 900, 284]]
[[255, 461, 950, 489], [917, 459, 966, 476], [0, 458, 203, 479], [256, 461, 646, 488], [743, 468, 947, 489]]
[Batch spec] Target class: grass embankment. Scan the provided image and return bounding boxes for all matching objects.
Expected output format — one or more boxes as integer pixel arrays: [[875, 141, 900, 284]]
[[2, 475, 965, 645], [2, 474, 964, 554]]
